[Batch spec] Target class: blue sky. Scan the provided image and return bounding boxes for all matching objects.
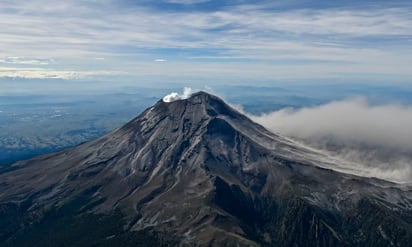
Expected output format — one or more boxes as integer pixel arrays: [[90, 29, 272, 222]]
[[1, 0, 412, 94]]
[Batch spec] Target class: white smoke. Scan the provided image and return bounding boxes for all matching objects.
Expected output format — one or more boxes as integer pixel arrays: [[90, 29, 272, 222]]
[[162, 87, 193, 103], [249, 97, 412, 183]]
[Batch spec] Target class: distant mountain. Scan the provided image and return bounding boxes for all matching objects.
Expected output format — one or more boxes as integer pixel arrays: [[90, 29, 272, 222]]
[[1, 91, 412, 246]]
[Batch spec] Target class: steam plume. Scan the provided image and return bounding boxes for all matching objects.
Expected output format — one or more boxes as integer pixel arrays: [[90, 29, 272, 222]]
[[162, 87, 193, 103]]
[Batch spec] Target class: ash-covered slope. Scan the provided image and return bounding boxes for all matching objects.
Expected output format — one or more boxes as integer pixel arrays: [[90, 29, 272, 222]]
[[1, 91, 412, 247]]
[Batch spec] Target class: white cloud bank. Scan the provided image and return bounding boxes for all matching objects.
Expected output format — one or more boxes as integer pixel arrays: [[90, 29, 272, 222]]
[[162, 87, 193, 102], [252, 98, 412, 150], [250, 98, 412, 183]]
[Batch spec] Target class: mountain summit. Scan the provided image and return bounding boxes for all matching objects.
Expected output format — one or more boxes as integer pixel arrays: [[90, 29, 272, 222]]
[[1, 91, 412, 246]]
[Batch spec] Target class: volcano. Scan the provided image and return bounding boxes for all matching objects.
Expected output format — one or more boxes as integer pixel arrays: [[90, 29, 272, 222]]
[[1, 91, 412, 246]]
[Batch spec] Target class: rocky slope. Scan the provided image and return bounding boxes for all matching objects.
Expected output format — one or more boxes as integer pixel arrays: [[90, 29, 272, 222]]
[[1, 91, 412, 246]]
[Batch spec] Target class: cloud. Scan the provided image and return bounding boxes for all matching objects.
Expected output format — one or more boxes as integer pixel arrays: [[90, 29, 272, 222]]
[[251, 98, 412, 150], [154, 59, 167, 62], [164, 0, 210, 4], [163, 87, 193, 102], [0, 57, 51, 65], [0, 67, 123, 79], [250, 98, 412, 183], [0, 1, 411, 83]]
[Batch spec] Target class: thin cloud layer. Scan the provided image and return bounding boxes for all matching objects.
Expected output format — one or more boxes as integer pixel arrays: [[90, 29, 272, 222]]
[[0, 1, 411, 82], [0, 57, 51, 65], [0, 67, 123, 80], [164, 0, 211, 4]]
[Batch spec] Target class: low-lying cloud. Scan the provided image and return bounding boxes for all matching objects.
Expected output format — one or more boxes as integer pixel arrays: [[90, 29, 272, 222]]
[[250, 98, 412, 183], [252, 98, 412, 151]]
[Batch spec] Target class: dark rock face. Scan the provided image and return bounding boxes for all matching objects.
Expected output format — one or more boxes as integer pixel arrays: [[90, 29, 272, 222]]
[[1, 91, 412, 246]]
